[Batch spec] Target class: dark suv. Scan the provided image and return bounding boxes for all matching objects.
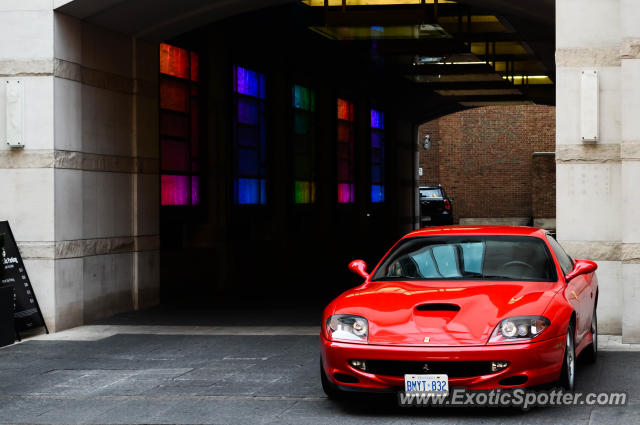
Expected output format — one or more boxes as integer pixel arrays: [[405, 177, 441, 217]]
[[419, 185, 453, 226]]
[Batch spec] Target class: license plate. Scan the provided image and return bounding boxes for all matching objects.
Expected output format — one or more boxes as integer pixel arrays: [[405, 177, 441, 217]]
[[423, 216, 431, 221], [404, 374, 449, 394]]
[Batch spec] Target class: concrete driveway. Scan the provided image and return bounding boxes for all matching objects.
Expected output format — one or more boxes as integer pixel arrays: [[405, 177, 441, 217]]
[[0, 309, 638, 424]]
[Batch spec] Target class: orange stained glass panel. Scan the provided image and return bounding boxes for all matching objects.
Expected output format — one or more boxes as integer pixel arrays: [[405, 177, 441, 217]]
[[160, 43, 189, 79], [337, 98, 354, 122]]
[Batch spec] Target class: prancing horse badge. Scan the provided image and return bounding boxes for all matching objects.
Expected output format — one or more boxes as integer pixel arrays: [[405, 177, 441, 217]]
[[424, 336, 430, 343]]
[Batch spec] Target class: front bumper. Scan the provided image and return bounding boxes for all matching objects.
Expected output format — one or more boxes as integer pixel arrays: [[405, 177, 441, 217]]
[[321, 334, 566, 391]]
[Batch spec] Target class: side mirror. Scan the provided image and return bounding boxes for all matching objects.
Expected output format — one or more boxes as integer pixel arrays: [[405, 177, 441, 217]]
[[565, 259, 597, 282], [349, 259, 369, 279]]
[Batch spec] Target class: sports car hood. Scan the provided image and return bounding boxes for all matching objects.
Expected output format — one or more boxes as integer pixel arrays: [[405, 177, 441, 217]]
[[331, 280, 561, 346]]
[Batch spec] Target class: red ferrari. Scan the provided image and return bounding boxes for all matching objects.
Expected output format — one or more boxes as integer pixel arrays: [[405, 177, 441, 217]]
[[320, 226, 598, 398]]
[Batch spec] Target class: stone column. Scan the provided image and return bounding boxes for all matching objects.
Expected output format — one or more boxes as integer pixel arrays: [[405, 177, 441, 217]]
[[555, 0, 623, 335], [0, 4, 56, 329], [619, 0, 640, 342]]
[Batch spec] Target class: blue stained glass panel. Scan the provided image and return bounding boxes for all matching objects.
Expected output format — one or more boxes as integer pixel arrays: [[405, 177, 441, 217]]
[[259, 74, 266, 99], [293, 85, 308, 110], [371, 148, 382, 163], [371, 184, 385, 203], [371, 109, 384, 129], [235, 178, 266, 205], [372, 164, 383, 183], [371, 131, 384, 148], [238, 148, 259, 175], [237, 98, 259, 125], [238, 126, 258, 147]]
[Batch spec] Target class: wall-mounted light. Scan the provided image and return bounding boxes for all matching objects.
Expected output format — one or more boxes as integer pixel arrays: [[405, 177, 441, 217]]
[[580, 70, 598, 143], [5, 79, 24, 149]]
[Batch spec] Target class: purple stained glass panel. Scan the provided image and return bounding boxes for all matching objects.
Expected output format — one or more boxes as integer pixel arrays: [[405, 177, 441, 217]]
[[191, 176, 200, 205], [235, 66, 265, 99], [371, 109, 384, 129]]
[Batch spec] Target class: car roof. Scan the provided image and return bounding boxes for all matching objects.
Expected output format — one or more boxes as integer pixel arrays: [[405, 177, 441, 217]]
[[404, 225, 548, 239]]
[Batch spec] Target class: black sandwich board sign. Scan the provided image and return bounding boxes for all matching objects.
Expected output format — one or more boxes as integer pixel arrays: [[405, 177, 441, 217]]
[[0, 221, 48, 338]]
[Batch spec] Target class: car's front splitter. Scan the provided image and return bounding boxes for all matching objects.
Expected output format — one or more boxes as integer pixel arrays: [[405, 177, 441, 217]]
[[321, 334, 566, 391]]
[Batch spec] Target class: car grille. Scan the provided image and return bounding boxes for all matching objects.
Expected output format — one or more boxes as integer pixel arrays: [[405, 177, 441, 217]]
[[364, 360, 494, 378]]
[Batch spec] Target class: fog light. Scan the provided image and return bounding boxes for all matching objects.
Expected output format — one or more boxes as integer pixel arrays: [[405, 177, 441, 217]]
[[349, 359, 367, 371], [491, 361, 509, 372]]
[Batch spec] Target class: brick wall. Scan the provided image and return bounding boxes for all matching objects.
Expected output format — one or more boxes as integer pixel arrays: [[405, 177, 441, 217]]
[[418, 105, 556, 223], [418, 120, 440, 186], [532, 153, 556, 219]]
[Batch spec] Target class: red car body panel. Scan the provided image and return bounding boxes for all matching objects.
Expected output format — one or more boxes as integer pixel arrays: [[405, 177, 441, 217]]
[[321, 225, 598, 391]]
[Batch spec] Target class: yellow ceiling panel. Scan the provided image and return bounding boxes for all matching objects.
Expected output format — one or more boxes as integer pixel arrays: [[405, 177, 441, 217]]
[[471, 41, 528, 55]]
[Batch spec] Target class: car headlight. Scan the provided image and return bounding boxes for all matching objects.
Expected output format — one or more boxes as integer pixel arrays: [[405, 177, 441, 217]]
[[488, 316, 550, 343], [326, 314, 368, 343]]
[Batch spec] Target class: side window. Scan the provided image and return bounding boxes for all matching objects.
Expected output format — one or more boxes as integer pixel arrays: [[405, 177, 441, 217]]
[[546, 235, 574, 275], [460, 242, 484, 274], [432, 245, 462, 278]]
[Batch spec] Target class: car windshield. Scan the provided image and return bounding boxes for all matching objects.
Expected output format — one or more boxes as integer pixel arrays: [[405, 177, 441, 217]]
[[420, 188, 443, 199], [371, 235, 557, 282]]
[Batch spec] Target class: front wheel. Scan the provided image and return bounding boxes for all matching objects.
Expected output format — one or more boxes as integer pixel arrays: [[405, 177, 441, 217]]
[[320, 359, 344, 400], [559, 324, 576, 390]]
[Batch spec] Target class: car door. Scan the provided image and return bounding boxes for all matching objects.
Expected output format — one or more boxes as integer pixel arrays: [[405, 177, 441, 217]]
[[566, 271, 594, 341], [546, 235, 590, 342]]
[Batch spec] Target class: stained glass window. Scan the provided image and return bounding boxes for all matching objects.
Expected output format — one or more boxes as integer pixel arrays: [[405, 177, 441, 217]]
[[370, 109, 385, 203], [233, 66, 267, 205], [160, 43, 200, 206], [292, 84, 316, 204], [337, 98, 355, 203]]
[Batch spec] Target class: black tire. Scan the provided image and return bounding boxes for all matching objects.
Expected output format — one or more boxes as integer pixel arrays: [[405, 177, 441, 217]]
[[582, 308, 598, 363], [320, 360, 344, 400], [559, 323, 576, 390]]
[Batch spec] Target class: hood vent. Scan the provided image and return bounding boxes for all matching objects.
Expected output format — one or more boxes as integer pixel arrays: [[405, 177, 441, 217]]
[[416, 303, 460, 312]]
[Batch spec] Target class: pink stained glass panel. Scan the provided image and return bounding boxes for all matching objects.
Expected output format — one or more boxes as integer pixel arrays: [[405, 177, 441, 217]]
[[191, 100, 199, 157], [337, 122, 352, 143], [337, 183, 354, 203], [337, 160, 351, 181], [190, 51, 199, 82], [160, 112, 188, 139], [161, 139, 189, 171], [161, 175, 189, 205]]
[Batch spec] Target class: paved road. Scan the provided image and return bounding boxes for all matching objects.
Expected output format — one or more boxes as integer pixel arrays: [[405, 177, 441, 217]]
[[0, 334, 638, 424]]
